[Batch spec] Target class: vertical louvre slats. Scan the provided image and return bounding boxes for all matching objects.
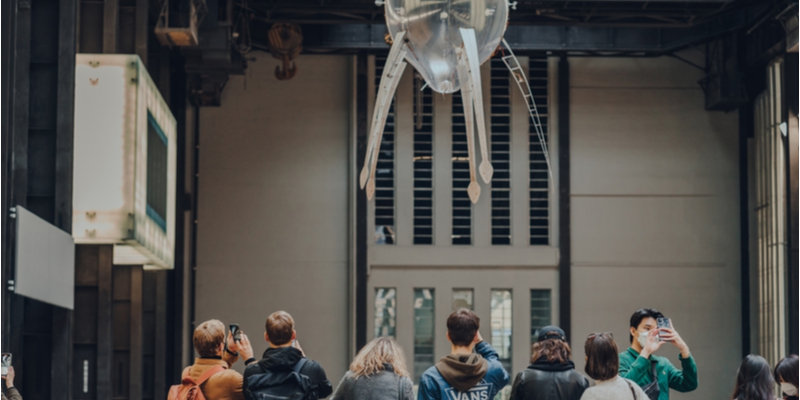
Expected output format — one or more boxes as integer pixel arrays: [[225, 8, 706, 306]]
[[452, 91, 472, 245], [490, 59, 511, 245], [374, 55, 396, 244], [528, 55, 550, 245], [754, 59, 787, 368], [414, 75, 434, 245]]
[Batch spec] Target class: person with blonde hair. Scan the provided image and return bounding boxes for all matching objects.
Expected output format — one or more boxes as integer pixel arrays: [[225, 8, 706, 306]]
[[330, 337, 414, 400]]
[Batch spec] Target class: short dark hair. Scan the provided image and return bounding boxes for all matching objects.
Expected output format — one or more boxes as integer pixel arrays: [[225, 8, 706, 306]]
[[531, 333, 571, 364], [629, 308, 664, 343], [774, 354, 798, 389], [584, 333, 618, 381], [732, 355, 774, 400], [266, 311, 295, 345], [447, 309, 480, 347]]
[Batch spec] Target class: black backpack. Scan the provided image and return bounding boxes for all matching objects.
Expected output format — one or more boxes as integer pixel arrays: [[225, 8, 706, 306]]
[[245, 358, 317, 400]]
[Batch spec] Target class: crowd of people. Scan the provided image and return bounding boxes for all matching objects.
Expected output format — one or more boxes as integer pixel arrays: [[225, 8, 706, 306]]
[[2, 308, 793, 400], [158, 307, 797, 400]]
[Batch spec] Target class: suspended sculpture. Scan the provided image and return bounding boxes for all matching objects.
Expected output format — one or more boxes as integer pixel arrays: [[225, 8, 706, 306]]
[[360, 0, 552, 203]]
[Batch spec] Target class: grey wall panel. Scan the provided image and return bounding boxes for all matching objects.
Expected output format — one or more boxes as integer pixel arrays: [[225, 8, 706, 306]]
[[14, 205, 75, 309], [196, 54, 351, 381], [571, 88, 738, 196], [569, 53, 705, 89], [569, 54, 740, 400]]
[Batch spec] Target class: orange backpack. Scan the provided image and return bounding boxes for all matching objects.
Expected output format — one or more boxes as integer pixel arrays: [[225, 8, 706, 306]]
[[168, 366, 226, 400]]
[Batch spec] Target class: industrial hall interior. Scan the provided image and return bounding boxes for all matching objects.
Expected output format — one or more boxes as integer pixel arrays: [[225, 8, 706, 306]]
[[1, 0, 798, 400]]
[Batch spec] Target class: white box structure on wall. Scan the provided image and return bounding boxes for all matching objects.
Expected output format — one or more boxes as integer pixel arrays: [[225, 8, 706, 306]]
[[73, 54, 177, 269]]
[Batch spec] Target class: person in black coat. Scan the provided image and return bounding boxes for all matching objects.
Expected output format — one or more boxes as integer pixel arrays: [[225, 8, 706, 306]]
[[243, 311, 332, 399], [510, 326, 590, 400]]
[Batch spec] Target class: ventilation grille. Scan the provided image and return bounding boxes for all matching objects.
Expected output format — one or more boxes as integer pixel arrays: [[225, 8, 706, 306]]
[[490, 59, 511, 245], [451, 91, 472, 245], [413, 75, 434, 245], [374, 55, 396, 245], [528, 55, 550, 246]]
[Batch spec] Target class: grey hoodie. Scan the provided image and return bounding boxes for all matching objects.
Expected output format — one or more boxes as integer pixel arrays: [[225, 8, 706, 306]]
[[330, 364, 414, 400]]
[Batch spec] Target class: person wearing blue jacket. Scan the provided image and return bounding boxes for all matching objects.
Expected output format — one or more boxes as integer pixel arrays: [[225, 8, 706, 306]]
[[418, 309, 510, 400]]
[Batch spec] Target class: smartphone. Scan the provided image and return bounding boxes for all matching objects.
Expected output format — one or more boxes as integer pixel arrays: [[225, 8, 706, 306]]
[[229, 324, 241, 343], [657, 318, 672, 342], [1, 353, 11, 377]]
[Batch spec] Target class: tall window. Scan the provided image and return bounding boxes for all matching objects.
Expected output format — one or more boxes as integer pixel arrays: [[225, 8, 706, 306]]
[[413, 74, 434, 244], [374, 55, 396, 244], [452, 91, 472, 245], [413, 289, 435, 382], [490, 289, 512, 373], [374, 288, 397, 338], [530, 289, 552, 345], [490, 59, 511, 245], [528, 55, 550, 245]]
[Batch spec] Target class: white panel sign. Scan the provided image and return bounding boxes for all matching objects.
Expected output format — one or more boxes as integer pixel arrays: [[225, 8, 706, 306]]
[[15, 205, 75, 309]]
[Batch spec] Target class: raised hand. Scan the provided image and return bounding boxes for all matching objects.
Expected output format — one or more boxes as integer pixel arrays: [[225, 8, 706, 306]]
[[238, 333, 255, 361], [640, 329, 664, 358], [659, 325, 690, 358]]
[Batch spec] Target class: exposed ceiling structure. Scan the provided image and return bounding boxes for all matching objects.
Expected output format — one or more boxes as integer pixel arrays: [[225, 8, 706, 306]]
[[182, 0, 796, 105], [245, 0, 745, 27]]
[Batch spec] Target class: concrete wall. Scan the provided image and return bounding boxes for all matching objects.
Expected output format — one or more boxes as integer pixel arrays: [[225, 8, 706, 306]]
[[569, 53, 742, 400], [192, 50, 742, 399], [195, 53, 352, 382]]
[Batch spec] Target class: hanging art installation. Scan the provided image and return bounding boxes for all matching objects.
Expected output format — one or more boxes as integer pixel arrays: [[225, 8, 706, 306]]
[[361, 0, 551, 203]]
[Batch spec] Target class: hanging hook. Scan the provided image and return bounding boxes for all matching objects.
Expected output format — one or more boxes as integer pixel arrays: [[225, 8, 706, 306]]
[[275, 54, 297, 80]]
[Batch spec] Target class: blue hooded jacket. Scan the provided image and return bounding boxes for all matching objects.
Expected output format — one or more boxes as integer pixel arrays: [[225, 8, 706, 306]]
[[417, 341, 510, 400]]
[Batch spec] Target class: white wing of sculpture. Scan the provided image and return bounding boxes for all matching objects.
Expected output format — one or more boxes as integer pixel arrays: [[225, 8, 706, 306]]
[[460, 28, 494, 185], [456, 47, 481, 203], [360, 31, 408, 200]]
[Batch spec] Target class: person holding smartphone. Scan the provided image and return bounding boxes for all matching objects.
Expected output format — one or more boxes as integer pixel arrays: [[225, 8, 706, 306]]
[[173, 319, 256, 400], [619, 308, 698, 400], [2, 366, 22, 400]]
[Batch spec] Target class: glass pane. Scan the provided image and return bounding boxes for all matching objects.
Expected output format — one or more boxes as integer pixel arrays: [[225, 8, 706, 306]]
[[490, 289, 512, 373], [414, 289, 435, 383], [146, 112, 168, 232], [374, 288, 396, 338], [530, 289, 552, 345], [452, 289, 474, 311]]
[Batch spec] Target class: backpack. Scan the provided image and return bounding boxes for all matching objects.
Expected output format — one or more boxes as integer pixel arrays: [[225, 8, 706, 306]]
[[168, 365, 226, 400], [245, 358, 316, 400]]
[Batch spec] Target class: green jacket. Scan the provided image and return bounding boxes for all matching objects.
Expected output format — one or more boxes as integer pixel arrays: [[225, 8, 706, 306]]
[[619, 348, 698, 400]]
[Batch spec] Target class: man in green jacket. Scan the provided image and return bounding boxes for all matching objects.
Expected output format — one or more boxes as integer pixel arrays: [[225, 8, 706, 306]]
[[619, 308, 698, 400]]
